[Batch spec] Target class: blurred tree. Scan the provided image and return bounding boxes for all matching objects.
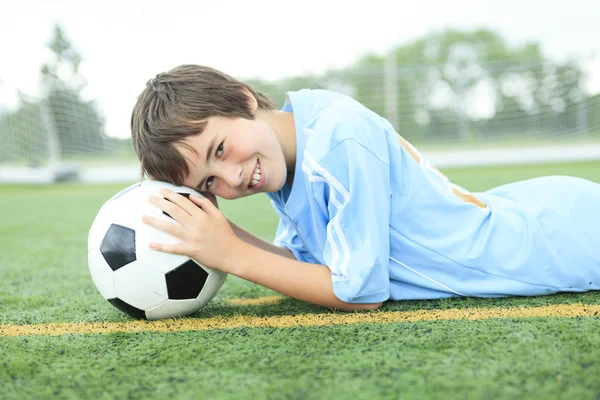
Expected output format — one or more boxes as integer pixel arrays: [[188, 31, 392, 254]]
[[245, 73, 331, 109], [0, 24, 110, 166], [354, 29, 549, 141], [243, 28, 589, 143], [40, 24, 83, 88], [40, 24, 106, 156]]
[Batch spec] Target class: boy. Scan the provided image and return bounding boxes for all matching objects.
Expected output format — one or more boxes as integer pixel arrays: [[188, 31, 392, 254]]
[[132, 64, 600, 311]]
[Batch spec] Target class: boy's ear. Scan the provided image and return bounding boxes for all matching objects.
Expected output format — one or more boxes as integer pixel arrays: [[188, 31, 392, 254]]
[[243, 88, 258, 115]]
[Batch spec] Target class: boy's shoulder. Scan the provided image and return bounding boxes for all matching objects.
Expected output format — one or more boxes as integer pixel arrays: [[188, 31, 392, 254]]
[[289, 89, 391, 164], [290, 89, 370, 126]]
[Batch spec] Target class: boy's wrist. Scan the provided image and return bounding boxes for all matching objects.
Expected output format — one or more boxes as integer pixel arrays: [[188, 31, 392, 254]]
[[228, 220, 241, 238], [220, 237, 252, 276]]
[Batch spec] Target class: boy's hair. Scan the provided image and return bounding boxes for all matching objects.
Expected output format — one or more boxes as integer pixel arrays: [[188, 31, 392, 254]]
[[131, 64, 276, 186]]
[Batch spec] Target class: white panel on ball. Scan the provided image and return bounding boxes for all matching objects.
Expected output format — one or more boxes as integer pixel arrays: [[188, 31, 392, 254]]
[[110, 190, 145, 233], [136, 223, 189, 274], [136, 180, 202, 274], [114, 260, 168, 310], [88, 183, 142, 252], [88, 201, 118, 252], [197, 270, 228, 307], [140, 179, 200, 195], [87, 248, 117, 299], [145, 299, 201, 320]]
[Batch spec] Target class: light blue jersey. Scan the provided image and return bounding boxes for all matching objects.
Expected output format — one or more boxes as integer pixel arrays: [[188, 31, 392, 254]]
[[266, 89, 600, 304]]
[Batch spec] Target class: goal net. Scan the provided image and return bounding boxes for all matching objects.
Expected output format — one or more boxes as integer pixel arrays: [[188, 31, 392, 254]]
[[1, 56, 599, 184], [0, 91, 137, 183]]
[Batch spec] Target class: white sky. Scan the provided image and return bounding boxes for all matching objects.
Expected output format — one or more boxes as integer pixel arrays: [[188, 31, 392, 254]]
[[0, 0, 599, 138]]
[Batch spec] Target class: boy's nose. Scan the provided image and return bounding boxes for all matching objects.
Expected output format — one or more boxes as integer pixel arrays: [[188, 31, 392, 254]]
[[222, 164, 243, 188]]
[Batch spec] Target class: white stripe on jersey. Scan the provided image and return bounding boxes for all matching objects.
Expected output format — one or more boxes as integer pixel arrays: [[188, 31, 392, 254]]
[[304, 153, 349, 201], [389, 256, 468, 297], [304, 152, 350, 280]]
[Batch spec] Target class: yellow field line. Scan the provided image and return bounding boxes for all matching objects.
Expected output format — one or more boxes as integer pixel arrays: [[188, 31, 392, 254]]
[[1, 303, 599, 337], [224, 295, 284, 306]]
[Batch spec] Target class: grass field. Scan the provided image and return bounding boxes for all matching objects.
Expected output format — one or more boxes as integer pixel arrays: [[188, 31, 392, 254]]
[[1, 161, 600, 399]]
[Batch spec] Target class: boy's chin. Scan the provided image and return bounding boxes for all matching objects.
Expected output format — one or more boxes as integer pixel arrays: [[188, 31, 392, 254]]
[[274, 179, 290, 192]]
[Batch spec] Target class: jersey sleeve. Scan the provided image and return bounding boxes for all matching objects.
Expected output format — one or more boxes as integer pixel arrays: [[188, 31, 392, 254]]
[[272, 213, 319, 264], [313, 138, 392, 304]]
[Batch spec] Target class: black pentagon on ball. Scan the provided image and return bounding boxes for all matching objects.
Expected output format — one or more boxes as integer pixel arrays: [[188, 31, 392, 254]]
[[108, 298, 146, 319], [100, 224, 136, 271], [166, 260, 209, 299]]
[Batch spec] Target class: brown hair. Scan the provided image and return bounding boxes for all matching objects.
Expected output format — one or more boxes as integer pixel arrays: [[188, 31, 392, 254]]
[[130, 64, 275, 186]]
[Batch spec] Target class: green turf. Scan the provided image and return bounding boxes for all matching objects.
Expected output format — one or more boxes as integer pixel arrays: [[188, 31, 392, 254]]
[[1, 160, 600, 399], [2, 319, 599, 400]]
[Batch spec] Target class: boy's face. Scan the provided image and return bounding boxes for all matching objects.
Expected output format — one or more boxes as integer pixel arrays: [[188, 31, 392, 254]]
[[176, 115, 288, 200]]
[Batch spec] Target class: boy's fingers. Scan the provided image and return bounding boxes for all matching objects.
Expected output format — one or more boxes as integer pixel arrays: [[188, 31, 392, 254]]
[[147, 241, 186, 256], [149, 195, 188, 222], [157, 189, 201, 217], [190, 195, 218, 216], [141, 215, 185, 237], [199, 192, 219, 209]]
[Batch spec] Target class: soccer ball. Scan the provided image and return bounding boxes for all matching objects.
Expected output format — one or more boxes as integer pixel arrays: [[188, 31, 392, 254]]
[[87, 180, 227, 320]]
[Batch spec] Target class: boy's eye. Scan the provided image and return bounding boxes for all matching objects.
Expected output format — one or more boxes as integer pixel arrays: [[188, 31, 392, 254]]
[[205, 141, 224, 190]]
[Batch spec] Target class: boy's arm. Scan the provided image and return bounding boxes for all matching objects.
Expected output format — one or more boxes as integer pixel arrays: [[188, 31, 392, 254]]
[[228, 220, 296, 260], [203, 192, 296, 260], [222, 238, 382, 312]]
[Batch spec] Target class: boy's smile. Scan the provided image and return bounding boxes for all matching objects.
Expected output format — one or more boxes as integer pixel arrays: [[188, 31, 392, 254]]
[[248, 158, 266, 189]]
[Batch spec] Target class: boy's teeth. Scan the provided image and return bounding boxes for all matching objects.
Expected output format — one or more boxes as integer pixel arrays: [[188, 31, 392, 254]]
[[250, 163, 260, 186], [250, 165, 261, 187]]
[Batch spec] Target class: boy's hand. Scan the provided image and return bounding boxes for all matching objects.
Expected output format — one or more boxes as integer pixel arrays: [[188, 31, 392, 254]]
[[200, 191, 219, 209], [141, 188, 241, 272]]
